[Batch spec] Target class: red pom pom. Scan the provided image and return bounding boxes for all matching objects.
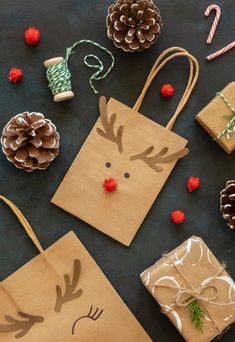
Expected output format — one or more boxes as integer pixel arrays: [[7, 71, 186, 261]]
[[161, 83, 175, 97], [8, 68, 23, 83], [24, 27, 41, 46], [170, 210, 185, 224], [103, 178, 118, 192], [187, 176, 201, 192]]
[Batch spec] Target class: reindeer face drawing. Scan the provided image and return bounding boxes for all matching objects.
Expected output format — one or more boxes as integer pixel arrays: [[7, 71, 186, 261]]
[[52, 96, 189, 246], [97, 96, 188, 190], [0, 258, 103, 340], [0, 198, 149, 342]]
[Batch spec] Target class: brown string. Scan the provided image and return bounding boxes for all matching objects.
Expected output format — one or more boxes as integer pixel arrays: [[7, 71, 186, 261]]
[[157, 253, 235, 334], [133, 47, 199, 131]]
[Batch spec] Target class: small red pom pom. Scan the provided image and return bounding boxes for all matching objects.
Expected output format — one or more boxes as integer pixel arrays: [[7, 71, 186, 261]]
[[170, 210, 185, 224], [161, 83, 175, 98], [24, 26, 41, 46], [8, 68, 23, 83], [103, 178, 118, 192], [187, 176, 201, 192]]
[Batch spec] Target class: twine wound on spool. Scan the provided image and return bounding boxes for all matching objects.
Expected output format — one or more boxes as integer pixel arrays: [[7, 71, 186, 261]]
[[44, 40, 115, 102]]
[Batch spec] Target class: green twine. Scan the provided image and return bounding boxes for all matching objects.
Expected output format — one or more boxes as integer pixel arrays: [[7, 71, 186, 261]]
[[47, 62, 72, 96], [46, 39, 115, 95], [215, 92, 235, 140]]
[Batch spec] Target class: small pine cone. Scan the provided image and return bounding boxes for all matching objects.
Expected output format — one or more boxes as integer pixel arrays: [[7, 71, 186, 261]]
[[106, 0, 162, 52], [220, 180, 235, 229], [1, 112, 60, 172]]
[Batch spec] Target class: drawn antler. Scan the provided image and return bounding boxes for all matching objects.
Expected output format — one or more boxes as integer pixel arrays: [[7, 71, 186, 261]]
[[96, 96, 124, 153], [130, 146, 189, 172], [55, 259, 83, 313], [0, 312, 44, 339], [72, 305, 104, 335]]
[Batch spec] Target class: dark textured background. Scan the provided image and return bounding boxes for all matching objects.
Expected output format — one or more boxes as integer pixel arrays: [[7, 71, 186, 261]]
[[0, 0, 234, 341]]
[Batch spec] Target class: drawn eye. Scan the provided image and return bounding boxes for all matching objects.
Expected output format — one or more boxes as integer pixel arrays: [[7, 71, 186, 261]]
[[106, 162, 111, 168], [124, 172, 130, 179], [72, 305, 104, 335]]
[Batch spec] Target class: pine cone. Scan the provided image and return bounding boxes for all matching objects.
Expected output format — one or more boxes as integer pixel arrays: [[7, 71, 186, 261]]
[[106, 0, 162, 52], [1, 112, 60, 172], [220, 180, 235, 229]]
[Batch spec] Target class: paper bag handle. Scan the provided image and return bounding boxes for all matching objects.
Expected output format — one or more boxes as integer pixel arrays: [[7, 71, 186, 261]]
[[133, 47, 199, 130], [0, 195, 44, 254]]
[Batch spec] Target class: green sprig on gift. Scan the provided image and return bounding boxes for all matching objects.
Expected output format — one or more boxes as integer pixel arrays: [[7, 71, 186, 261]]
[[188, 300, 205, 332], [215, 92, 235, 140]]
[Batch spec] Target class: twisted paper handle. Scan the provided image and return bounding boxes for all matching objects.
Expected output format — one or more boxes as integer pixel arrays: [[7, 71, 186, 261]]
[[0, 195, 44, 253], [133, 47, 199, 130]]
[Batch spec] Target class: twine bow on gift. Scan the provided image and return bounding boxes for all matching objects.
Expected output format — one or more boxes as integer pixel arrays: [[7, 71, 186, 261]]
[[156, 254, 235, 334], [215, 92, 235, 140], [174, 282, 219, 308]]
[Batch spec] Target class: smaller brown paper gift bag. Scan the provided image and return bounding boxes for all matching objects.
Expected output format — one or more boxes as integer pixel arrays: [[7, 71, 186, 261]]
[[140, 236, 235, 342], [52, 47, 199, 246], [0, 195, 151, 341], [196, 82, 235, 154]]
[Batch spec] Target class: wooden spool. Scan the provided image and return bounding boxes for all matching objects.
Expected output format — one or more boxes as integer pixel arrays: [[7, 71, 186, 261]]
[[44, 57, 74, 102]]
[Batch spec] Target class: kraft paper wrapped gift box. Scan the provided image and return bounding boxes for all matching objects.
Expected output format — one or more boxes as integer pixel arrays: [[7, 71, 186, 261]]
[[141, 236, 235, 342], [196, 82, 235, 154]]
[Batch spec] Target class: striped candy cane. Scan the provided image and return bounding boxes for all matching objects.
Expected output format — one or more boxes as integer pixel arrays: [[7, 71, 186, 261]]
[[207, 42, 235, 61], [205, 4, 221, 44]]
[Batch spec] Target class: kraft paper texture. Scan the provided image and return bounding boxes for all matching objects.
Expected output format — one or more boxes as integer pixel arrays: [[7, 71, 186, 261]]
[[0, 231, 151, 341], [196, 82, 235, 154], [52, 97, 188, 246], [141, 236, 235, 342]]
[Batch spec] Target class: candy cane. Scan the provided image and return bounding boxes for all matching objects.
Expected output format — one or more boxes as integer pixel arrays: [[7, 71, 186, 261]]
[[205, 4, 221, 44], [207, 42, 235, 61]]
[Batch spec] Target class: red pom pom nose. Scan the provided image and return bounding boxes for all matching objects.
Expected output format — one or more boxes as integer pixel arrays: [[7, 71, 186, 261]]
[[103, 178, 118, 192]]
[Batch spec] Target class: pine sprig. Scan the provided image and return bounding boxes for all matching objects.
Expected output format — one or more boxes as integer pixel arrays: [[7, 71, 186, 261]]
[[187, 300, 204, 332]]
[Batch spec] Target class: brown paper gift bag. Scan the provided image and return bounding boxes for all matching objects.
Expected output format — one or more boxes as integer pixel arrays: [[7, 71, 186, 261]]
[[52, 47, 199, 246], [0, 195, 151, 341]]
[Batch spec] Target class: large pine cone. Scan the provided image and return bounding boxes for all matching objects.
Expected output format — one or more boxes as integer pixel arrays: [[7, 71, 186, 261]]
[[107, 0, 162, 52], [1, 112, 60, 172], [220, 180, 235, 229]]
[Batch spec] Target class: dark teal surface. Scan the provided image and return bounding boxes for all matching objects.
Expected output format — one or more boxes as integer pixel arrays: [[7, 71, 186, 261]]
[[0, 1, 235, 341]]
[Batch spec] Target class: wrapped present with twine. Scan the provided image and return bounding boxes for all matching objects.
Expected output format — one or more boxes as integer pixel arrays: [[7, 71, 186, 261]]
[[196, 82, 235, 154], [140, 236, 235, 342]]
